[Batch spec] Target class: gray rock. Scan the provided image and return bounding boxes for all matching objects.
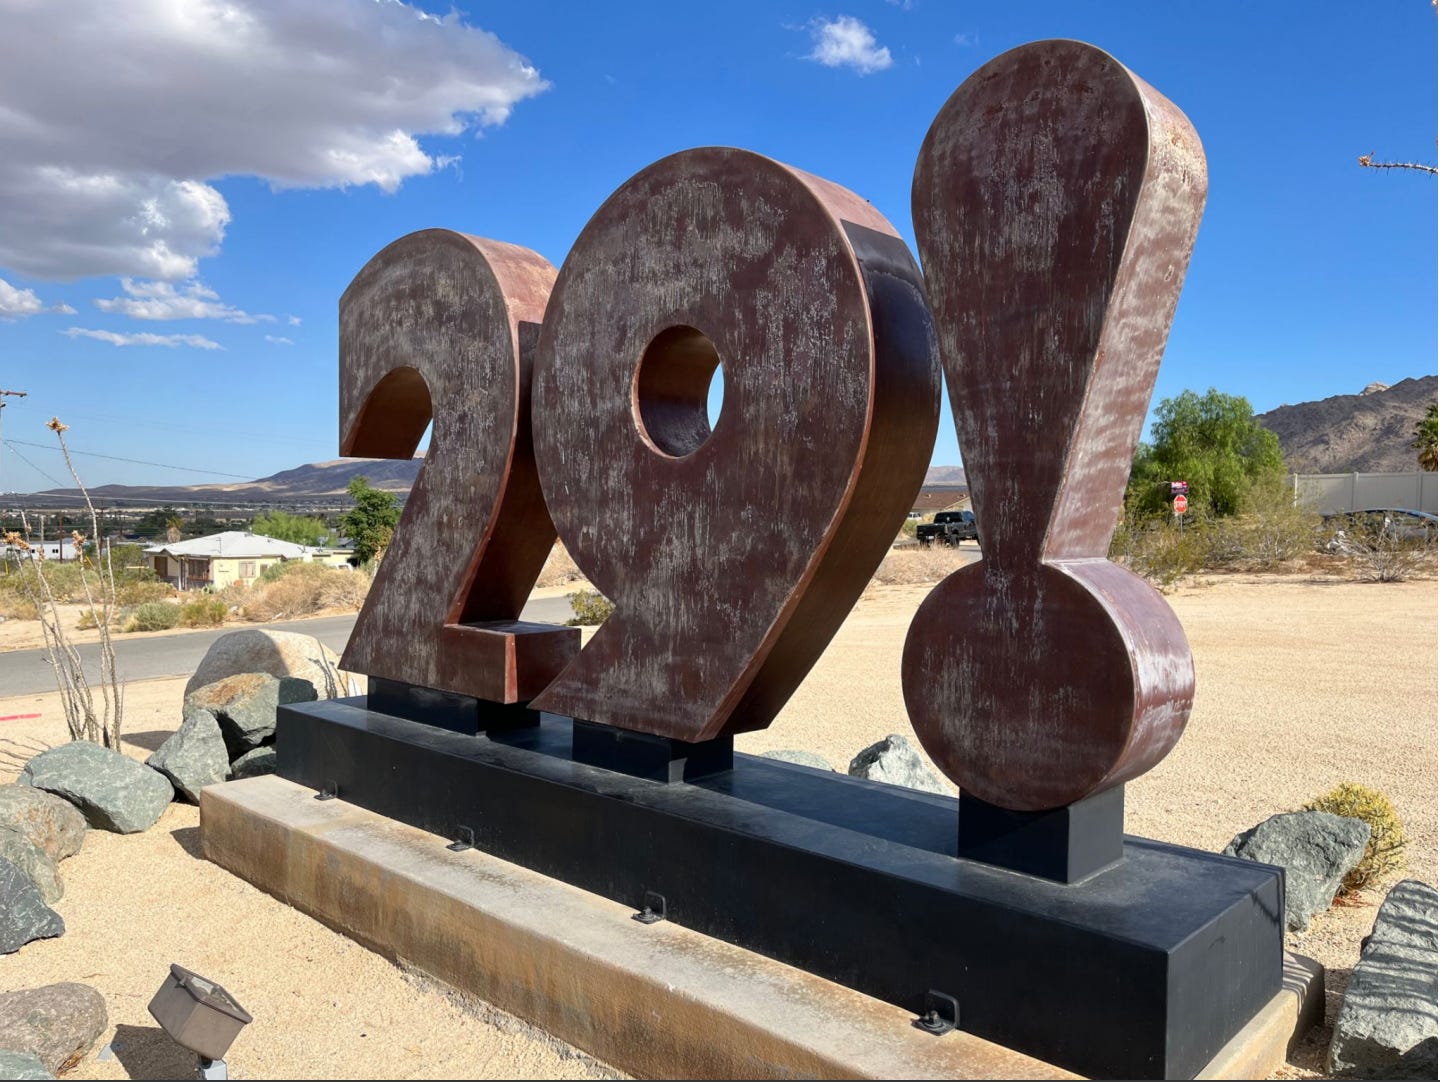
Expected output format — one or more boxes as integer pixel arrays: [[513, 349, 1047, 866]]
[[1223, 811, 1371, 931], [0, 1050, 53, 1079], [19, 742, 173, 835], [184, 673, 316, 756], [185, 629, 359, 700], [1329, 880, 1438, 1077], [146, 710, 230, 803], [1346, 1036, 1438, 1079], [0, 827, 61, 904], [0, 983, 107, 1073], [0, 858, 63, 954], [0, 785, 86, 863], [230, 746, 277, 779], [760, 749, 835, 772], [847, 734, 949, 795]]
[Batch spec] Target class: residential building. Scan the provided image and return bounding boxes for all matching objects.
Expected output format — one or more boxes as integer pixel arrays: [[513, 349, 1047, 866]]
[[145, 531, 355, 591]]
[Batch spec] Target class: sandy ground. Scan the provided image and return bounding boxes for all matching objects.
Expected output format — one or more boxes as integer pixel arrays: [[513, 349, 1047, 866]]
[[0, 573, 1433, 1079]]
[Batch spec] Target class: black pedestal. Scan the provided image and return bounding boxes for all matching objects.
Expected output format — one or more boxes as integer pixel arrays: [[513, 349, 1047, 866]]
[[957, 786, 1125, 883], [367, 677, 539, 736], [275, 696, 1284, 1080], [571, 719, 733, 782]]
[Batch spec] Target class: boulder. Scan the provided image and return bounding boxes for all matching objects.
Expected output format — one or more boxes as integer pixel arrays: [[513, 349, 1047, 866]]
[[19, 742, 173, 835], [1329, 880, 1438, 1077], [0, 785, 86, 863], [184, 673, 317, 756], [1223, 811, 1370, 931], [1347, 1037, 1438, 1079], [0, 858, 63, 954], [760, 749, 835, 772], [848, 734, 949, 795], [185, 629, 359, 700], [146, 710, 230, 803], [230, 746, 277, 779], [0, 984, 108, 1073], [0, 1050, 53, 1079], [0, 827, 61, 904]]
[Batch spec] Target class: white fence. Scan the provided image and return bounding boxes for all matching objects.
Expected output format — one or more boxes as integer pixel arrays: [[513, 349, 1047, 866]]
[[1292, 472, 1438, 515]]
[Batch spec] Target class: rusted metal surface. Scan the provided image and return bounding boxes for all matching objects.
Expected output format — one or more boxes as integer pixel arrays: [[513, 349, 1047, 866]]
[[531, 147, 940, 742], [339, 229, 578, 703], [905, 40, 1208, 811]]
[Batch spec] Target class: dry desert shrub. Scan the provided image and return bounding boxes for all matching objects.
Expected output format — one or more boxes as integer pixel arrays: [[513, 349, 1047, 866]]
[[536, 542, 584, 588], [869, 546, 973, 587], [566, 589, 614, 626], [1305, 782, 1408, 894], [115, 579, 174, 606], [179, 598, 228, 628], [125, 601, 180, 632], [242, 562, 370, 621]]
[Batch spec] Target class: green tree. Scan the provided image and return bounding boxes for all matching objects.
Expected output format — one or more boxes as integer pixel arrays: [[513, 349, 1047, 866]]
[[339, 477, 401, 565], [1412, 402, 1438, 472], [1126, 389, 1286, 519], [133, 505, 182, 540], [252, 509, 332, 547]]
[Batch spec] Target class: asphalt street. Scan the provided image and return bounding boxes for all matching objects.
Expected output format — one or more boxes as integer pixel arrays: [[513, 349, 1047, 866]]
[[0, 594, 574, 699]]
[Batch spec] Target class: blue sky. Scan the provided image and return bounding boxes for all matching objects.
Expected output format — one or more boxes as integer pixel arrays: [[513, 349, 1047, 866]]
[[0, 0, 1434, 493]]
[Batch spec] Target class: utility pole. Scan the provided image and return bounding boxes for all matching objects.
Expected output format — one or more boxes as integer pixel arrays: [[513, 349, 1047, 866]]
[[0, 388, 27, 543]]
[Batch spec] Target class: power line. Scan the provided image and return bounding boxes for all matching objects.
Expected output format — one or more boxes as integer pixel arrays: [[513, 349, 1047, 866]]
[[4, 439, 253, 479], [3, 442, 68, 491]]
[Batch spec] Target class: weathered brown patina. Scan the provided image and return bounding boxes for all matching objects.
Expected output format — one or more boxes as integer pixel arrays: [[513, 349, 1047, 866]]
[[339, 230, 577, 703], [531, 148, 940, 742], [905, 40, 1208, 811]]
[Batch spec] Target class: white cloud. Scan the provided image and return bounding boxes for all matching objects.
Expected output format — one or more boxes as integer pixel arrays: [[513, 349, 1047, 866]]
[[0, 0, 548, 282], [61, 327, 223, 349], [264, 335, 294, 345], [0, 278, 44, 319], [804, 16, 893, 75], [95, 279, 273, 323], [953, 32, 978, 47], [0, 277, 74, 319], [287, 316, 302, 326]]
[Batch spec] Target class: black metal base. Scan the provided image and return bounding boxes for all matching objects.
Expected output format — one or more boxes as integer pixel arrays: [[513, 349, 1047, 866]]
[[571, 719, 733, 782], [367, 677, 540, 736], [275, 697, 1283, 1080], [957, 786, 1124, 883]]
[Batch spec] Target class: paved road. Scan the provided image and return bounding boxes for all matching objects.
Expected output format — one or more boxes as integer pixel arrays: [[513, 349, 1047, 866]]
[[0, 595, 575, 699]]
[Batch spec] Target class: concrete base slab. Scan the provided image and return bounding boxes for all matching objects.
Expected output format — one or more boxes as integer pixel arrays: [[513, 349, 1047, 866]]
[[200, 776, 1323, 1080]]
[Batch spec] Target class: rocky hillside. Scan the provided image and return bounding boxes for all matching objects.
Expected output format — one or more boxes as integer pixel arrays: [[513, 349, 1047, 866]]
[[33, 457, 422, 507], [924, 465, 966, 486], [1256, 376, 1437, 474]]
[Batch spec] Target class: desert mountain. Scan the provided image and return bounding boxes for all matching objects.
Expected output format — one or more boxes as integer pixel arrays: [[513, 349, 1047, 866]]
[[32, 457, 422, 507], [31, 457, 968, 508], [924, 465, 967, 486], [1255, 376, 1437, 474]]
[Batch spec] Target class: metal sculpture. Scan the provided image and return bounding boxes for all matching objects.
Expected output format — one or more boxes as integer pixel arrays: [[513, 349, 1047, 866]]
[[275, 44, 1283, 1080], [905, 40, 1208, 811], [529, 147, 940, 741], [339, 230, 577, 704]]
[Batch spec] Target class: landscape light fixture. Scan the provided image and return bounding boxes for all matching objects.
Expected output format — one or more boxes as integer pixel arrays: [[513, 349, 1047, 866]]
[[147, 964, 253, 1081]]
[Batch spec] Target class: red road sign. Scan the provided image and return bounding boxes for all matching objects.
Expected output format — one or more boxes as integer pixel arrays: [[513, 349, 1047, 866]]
[[1173, 494, 1188, 515]]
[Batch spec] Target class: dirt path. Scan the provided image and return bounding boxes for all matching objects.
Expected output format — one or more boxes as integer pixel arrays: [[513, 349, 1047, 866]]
[[0, 574, 1433, 1079]]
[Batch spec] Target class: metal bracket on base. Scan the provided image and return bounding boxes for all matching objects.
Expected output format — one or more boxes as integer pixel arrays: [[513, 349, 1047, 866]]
[[315, 779, 339, 801], [633, 890, 667, 925], [447, 826, 475, 852], [914, 990, 959, 1035]]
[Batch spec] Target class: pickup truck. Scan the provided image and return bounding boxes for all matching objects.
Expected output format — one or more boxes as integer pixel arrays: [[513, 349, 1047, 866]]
[[915, 510, 977, 546]]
